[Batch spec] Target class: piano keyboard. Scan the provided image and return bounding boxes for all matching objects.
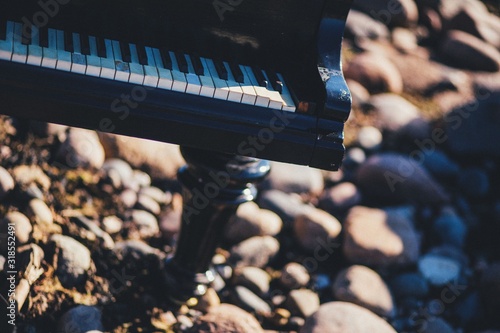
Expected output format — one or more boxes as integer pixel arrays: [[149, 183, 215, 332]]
[[0, 21, 296, 112]]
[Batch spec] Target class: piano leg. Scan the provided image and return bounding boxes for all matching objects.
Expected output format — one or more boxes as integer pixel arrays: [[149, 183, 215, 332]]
[[162, 146, 271, 306]]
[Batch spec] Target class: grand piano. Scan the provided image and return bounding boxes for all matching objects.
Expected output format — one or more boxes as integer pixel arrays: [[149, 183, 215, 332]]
[[0, 0, 352, 170]]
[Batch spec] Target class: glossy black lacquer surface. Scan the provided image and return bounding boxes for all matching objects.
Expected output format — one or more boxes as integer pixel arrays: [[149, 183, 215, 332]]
[[0, 0, 352, 170]]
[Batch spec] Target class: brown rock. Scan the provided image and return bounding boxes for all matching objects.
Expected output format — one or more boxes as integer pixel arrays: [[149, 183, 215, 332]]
[[353, 0, 419, 27], [300, 301, 397, 333], [57, 128, 105, 169], [345, 10, 390, 41], [448, 6, 500, 49], [285, 289, 320, 318], [99, 132, 184, 180], [293, 207, 342, 253], [333, 265, 395, 318], [319, 182, 362, 213], [189, 303, 264, 333], [441, 30, 500, 72], [345, 52, 403, 94], [346, 79, 370, 108], [229, 236, 280, 268], [261, 162, 324, 195], [343, 206, 420, 267], [0, 166, 14, 200]]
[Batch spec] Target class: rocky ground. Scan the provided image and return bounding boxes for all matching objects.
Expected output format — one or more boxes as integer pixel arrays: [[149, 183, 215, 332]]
[[1, 0, 500, 332]]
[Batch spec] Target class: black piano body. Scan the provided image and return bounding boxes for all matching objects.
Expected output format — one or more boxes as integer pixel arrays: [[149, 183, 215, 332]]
[[0, 0, 352, 170]]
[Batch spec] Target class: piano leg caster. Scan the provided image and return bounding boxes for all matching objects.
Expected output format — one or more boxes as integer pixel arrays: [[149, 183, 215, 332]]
[[162, 146, 271, 306]]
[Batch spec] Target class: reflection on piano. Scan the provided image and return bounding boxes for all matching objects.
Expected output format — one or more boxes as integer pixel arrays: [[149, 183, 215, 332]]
[[0, 0, 352, 170]]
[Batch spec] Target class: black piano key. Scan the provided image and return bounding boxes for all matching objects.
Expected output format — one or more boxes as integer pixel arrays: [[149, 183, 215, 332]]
[[64, 31, 73, 52], [191, 55, 204, 75], [137, 44, 148, 65], [39, 27, 48, 47], [267, 70, 283, 93], [175, 52, 188, 73], [0, 21, 6, 40], [80, 34, 90, 55], [119, 41, 131, 62], [252, 67, 268, 87], [96, 37, 106, 57], [229, 62, 244, 83], [160, 48, 172, 69], [214, 59, 228, 80]]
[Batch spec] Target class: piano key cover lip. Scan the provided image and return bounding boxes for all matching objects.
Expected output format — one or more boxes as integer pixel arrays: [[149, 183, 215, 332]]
[[0, 59, 346, 170]]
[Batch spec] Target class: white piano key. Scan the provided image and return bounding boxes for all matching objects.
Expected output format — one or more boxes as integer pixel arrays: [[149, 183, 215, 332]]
[[70, 33, 86, 74], [128, 43, 145, 85], [169, 51, 187, 92], [41, 28, 58, 69], [86, 36, 101, 77], [242, 65, 270, 108], [184, 55, 202, 95], [11, 22, 28, 64], [205, 58, 229, 100], [111, 40, 130, 82], [100, 39, 116, 80], [223, 61, 243, 103], [55, 30, 71, 71], [143, 47, 159, 87], [198, 58, 215, 98], [151, 47, 173, 89], [261, 71, 286, 110], [277, 73, 296, 112], [238, 64, 258, 105], [26, 25, 42, 66], [0, 21, 15, 61]]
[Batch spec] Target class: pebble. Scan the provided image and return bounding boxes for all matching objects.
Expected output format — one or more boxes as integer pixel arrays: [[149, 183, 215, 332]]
[[343, 206, 420, 267], [280, 262, 310, 289], [446, 92, 500, 157], [57, 305, 103, 333], [98, 133, 185, 180], [458, 168, 490, 198], [419, 317, 456, 333], [113, 239, 162, 260], [135, 193, 162, 215], [368, 93, 421, 133], [188, 303, 264, 333], [130, 209, 160, 239], [102, 158, 134, 184], [233, 266, 271, 296], [389, 273, 429, 300], [232, 286, 271, 314], [57, 128, 105, 169], [418, 254, 461, 286], [159, 192, 182, 240], [392, 28, 418, 53], [0, 166, 14, 200], [12, 165, 51, 191], [432, 207, 467, 248], [71, 215, 114, 250], [318, 182, 362, 214], [346, 79, 371, 108], [357, 126, 383, 150], [119, 188, 137, 209], [345, 52, 403, 94], [50, 234, 92, 288], [194, 287, 221, 312], [284, 289, 320, 318], [132, 169, 152, 188], [333, 265, 395, 318], [353, 0, 419, 27], [441, 30, 500, 72], [293, 207, 342, 253], [138, 186, 171, 205], [28, 198, 53, 226], [479, 263, 500, 319], [258, 190, 309, 226], [1, 212, 32, 245], [229, 236, 280, 268], [102, 215, 123, 235], [344, 10, 390, 41], [225, 201, 282, 244], [300, 301, 397, 333], [356, 153, 449, 205], [421, 149, 460, 180], [261, 161, 324, 195]]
